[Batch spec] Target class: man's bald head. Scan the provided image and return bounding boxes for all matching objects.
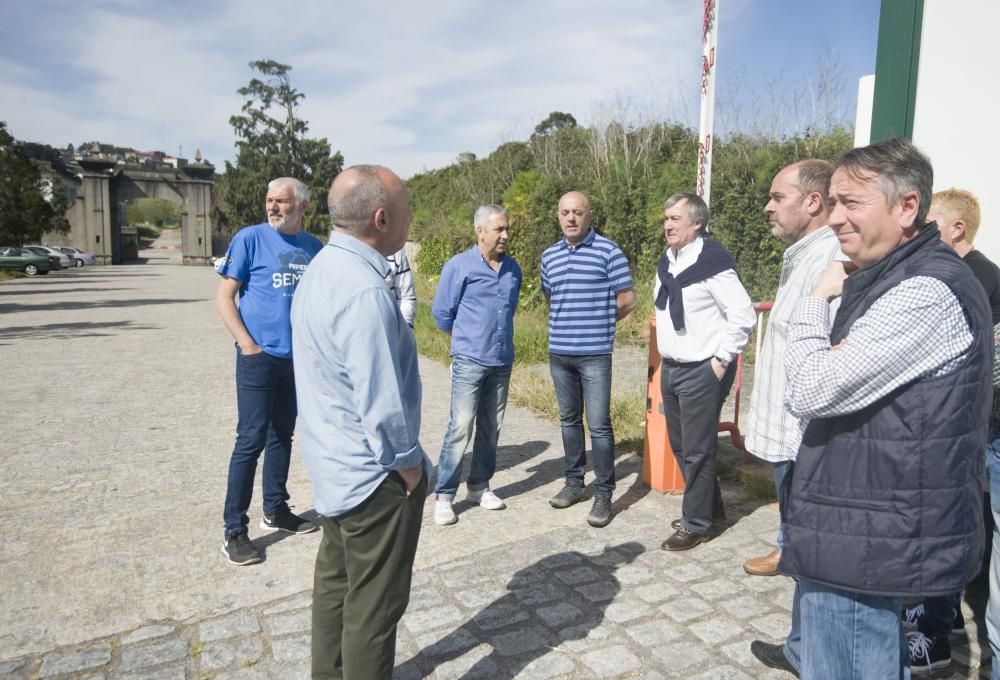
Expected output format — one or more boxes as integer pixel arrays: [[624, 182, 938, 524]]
[[557, 191, 592, 245], [328, 164, 411, 255]]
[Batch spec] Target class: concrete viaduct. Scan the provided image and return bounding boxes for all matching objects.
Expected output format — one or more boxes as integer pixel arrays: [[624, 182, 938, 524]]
[[49, 157, 216, 266]]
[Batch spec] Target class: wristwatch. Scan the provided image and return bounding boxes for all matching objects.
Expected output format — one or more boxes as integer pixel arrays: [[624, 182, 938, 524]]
[[713, 355, 730, 369]]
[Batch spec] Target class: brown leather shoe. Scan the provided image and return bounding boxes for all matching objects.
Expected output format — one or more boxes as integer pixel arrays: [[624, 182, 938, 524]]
[[743, 549, 781, 576], [661, 527, 710, 551]]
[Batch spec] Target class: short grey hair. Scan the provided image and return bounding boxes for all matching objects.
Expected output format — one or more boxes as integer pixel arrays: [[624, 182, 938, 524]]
[[328, 165, 392, 233], [268, 177, 309, 206], [837, 137, 934, 228], [792, 160, 835, 209], [473, 204, 509, 235], [664, 192, 710, 234]]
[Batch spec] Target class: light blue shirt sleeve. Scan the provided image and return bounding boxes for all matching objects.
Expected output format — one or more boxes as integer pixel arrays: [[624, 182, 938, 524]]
[[338, 288, 425, 471], [432, 258, 462, 332]]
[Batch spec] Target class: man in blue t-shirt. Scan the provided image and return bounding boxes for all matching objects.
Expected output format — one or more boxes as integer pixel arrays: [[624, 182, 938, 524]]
[[541, 191, 637, 528], [215, 177, 324, 566]]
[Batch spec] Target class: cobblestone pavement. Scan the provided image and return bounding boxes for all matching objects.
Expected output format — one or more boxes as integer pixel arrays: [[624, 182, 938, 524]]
[[0, 265, 991, 678]]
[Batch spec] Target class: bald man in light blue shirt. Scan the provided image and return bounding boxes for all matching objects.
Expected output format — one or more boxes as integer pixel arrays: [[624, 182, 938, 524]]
[[292, 164, 429, 680]]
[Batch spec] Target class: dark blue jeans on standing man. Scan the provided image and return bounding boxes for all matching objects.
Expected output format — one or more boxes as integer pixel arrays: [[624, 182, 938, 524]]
[[549, 353, 615, 498], [223, 348, 297, 537]]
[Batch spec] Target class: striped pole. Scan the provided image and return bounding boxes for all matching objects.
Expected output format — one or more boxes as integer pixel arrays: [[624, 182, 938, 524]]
[[697, 0, 719, 204]]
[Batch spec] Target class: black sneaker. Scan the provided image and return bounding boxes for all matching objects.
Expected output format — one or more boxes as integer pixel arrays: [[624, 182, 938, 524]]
[[750, 640, 799, 678], [222, 533, 263, 566], [587, 495, 612, 527], [549, 485, 587, 509], [904, 602, 966, 635], [902, 603, 925, 630], [908, 631, 951, 675], [260, 510, 318, 534]]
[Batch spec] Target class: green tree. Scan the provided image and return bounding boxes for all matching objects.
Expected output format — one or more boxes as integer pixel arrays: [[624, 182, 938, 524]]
[[125, 197, 181, 227], [533, 111, 578, 137], [0, 122, 70, 245], [214, 60, 344, 239], [503, 170, 562, 305]]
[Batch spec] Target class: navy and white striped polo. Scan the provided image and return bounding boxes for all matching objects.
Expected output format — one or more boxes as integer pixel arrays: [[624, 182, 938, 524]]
[[541, 229, 634, 356]]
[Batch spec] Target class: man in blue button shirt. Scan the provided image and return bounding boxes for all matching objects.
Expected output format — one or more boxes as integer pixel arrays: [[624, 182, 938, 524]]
[[292, 165, 429, 679], [431, 204, 522, 526], [215, 177, 323, 566]]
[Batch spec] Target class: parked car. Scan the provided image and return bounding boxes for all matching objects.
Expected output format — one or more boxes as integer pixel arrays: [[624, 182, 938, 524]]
[[56, 246, 96, 267], [26, 245, 73, 269], [0, 247, 51, 276], [24, 246, 64, 270]]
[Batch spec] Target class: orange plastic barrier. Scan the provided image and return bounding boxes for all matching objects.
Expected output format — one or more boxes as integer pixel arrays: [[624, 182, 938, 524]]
[[643, 318, 686, 492]]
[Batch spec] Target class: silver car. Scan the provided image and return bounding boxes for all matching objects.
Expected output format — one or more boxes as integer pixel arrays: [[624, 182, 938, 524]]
[[26, 245, 73, 269], [57, 246, 96, 267]]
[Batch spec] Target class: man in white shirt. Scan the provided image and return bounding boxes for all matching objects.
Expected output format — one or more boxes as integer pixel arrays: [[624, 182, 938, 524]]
[[744, 160, 840, 577], [655, 192, 755, 551], [743, 160, 840, 678], [386, 248, 417, 327]]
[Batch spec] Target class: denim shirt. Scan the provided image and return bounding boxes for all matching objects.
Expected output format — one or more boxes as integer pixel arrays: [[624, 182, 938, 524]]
[[432, 246, 521, 366], [291, 232, 430, 517]]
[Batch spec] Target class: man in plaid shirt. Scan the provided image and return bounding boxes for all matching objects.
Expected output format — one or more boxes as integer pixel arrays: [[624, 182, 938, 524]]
[[778, 138, 992, 678]]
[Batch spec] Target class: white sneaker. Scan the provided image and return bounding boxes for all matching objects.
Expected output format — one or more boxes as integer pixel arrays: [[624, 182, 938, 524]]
[[467, 488, 506, 510], [434, 497, 457, 525]]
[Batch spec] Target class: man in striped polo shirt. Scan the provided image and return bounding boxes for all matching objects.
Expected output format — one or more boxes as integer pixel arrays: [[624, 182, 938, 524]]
[[542, 191, 637, 527]]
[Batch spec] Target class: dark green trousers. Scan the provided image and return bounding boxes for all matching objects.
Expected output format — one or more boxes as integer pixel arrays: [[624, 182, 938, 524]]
[[311, 472, 426, 680]]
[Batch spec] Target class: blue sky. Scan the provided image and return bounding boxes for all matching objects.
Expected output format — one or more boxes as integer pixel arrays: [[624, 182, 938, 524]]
[[0, 0, 879, 178]]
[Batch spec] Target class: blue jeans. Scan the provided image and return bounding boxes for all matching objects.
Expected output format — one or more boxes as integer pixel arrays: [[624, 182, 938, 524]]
[[773, 459, 793, 551], [223, 348, 297, 537], [434, 356, 512, 497], [783, 580, 802, 672], [986, 434, 1000, 680], [549, 353, 615, 496], [799, 578, 909, 679]]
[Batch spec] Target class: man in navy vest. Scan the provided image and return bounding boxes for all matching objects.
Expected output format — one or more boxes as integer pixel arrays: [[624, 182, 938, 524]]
[[781, 138, 992, 678], [216, 177, 323, 566]]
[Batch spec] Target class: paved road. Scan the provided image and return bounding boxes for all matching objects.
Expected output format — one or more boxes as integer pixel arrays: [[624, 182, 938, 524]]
[[0, 265, 988, 678]]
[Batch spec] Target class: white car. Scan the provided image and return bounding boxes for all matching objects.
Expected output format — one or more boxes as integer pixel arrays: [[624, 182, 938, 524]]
[[26, 245, 73, 269], [57, 246, 96, 267]]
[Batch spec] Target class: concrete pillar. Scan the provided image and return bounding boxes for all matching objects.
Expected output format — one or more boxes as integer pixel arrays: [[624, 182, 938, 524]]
[[78, 158, 117, 265], [180, 164, 214, 266]]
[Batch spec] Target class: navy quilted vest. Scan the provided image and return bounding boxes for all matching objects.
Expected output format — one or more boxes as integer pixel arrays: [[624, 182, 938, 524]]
[[780, 225, 992, 597]]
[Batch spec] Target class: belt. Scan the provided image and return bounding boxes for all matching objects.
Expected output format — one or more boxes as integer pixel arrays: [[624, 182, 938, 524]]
[[662, 357, 708, 368]]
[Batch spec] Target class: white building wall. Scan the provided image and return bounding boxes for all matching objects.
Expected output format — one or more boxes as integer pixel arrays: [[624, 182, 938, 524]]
[[912, 0, 1000, 261]]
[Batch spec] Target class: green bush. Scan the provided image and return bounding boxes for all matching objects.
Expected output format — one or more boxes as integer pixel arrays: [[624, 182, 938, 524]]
[[407, 118, 854, 313], [415, 236, 460, 277]]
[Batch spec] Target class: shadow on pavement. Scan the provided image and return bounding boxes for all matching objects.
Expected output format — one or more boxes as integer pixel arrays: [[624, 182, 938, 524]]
[[0, 287, 131, 297], [0, 298, 204, 313], [399, 542, 644, 678], [430, 440, 551, 507], [0, 320, 162, 342], [610, 452, 651, 518]]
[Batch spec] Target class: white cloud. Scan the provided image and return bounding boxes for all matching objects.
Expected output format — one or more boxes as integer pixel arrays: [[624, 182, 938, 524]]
[[1, 0, 725, 177]]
